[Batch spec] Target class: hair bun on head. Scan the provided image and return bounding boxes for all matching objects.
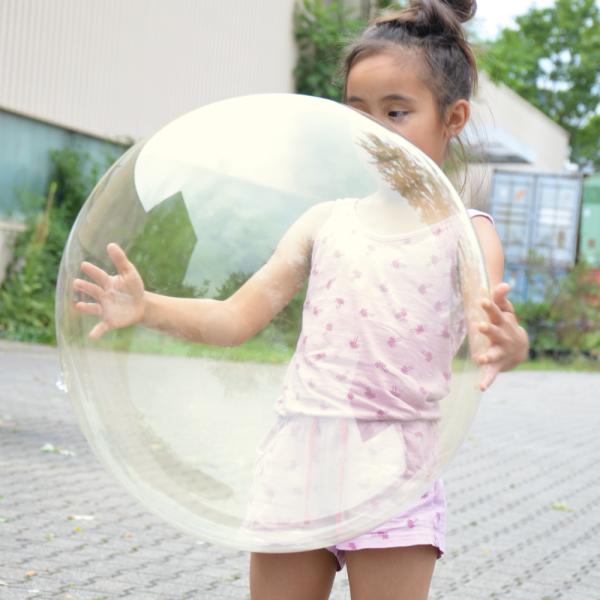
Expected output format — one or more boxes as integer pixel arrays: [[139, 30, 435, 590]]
[[408, 0, 477, 24], [440, 0, 477, 23]]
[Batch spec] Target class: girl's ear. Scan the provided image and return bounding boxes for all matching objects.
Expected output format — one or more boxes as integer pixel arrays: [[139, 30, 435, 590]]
[[444, 99, 470, 139]]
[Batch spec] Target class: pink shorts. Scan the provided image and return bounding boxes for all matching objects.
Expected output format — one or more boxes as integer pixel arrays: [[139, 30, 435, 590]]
[[325, 479, 446, 570]]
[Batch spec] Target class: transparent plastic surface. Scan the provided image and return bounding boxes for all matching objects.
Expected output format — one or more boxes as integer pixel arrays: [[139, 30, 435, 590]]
[[56, 94, 490, 552]]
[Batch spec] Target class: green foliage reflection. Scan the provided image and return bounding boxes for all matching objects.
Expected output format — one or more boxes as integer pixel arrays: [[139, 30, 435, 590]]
[[128, 192, 204, 299]]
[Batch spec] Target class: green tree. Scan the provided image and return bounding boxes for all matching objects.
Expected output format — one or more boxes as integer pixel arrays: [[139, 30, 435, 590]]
[[479, 0, 600, 168], [294, 0, 365, 101], [294, 0, 406, 101], [127, 191, 205, 299], [214, 268, 307, 350]]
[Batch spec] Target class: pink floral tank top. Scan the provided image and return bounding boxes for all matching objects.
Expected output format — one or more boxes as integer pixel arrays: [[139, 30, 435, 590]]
[[275, 199, 482, 423]]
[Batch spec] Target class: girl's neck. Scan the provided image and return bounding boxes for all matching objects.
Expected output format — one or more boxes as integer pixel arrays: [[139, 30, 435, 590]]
[[355, 189, 425, 236]]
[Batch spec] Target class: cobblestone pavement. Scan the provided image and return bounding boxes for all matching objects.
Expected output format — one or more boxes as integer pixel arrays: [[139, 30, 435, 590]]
[[1, 340, 599, 600]]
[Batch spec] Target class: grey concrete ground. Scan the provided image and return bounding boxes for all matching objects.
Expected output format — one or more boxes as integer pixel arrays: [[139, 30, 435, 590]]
[[1, 340, 599, 600]]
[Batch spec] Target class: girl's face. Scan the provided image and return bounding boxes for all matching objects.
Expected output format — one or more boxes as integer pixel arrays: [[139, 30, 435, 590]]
[[347, 50, 459, 167]]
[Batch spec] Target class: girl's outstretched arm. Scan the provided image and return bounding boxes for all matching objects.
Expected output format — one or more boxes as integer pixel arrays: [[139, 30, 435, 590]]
[[74, 201, 335, 345], [471, 216, 529, 390]]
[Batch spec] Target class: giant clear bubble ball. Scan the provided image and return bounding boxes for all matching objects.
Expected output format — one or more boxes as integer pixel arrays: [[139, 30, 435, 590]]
[[56, 94, 490, 552]]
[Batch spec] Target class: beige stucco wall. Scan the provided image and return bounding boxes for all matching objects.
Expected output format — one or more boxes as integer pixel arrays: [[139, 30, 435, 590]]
[[471, 72, 569, 170], [0, 0, 298, 141], [464, 72, 571, 210]]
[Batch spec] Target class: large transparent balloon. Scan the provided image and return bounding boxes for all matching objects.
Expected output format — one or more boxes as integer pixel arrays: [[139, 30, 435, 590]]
[[56, 94, 490, 552]]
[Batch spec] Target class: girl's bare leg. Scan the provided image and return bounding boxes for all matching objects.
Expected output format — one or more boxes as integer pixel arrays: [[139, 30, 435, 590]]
[[250, 549, 338, 600], [346, 545, 438, 600]]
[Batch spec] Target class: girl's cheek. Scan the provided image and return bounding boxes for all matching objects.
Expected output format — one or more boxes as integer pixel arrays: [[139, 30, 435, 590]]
[[387, 120, 409, 136]]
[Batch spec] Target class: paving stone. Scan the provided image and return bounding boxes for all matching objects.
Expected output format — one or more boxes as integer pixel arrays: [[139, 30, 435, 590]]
[[1, 341, 599, 598]]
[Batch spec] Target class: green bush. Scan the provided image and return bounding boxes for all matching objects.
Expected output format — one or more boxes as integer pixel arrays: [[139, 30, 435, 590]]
[[294, 0, 406, 101], [0, 190, 57, 343], [294, 0, 364, 101], [0, 147, 122, 344], [515, 260, 600, 359], [215, 269, 308, 352]]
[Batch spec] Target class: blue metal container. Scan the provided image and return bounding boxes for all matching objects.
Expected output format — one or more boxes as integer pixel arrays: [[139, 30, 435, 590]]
[[489, 170, 584, 268], [488, 170, 584, 303], [504, 262, 567, 305]]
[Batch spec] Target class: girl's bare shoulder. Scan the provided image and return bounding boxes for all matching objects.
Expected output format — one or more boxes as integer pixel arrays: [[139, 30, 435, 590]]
[[305, 200, 337, 219], [298, 200, 337, 241]]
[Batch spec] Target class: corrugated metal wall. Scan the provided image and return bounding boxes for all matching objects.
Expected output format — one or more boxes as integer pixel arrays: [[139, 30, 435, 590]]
[[488, 170, 584, 303], [0, 0, 297, 141]]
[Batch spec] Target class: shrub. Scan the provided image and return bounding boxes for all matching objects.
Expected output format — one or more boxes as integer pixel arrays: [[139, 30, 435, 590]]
[[515, 260, 600, 359], [0, 147, 122, 343], [294, 0, 406, 101]]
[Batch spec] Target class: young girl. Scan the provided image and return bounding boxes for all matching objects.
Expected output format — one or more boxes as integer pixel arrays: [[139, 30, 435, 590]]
[[74, 0, 529, 597]]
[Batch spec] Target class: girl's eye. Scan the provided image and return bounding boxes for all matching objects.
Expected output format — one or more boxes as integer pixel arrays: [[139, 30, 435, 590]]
[[389, 111, 408, 119]]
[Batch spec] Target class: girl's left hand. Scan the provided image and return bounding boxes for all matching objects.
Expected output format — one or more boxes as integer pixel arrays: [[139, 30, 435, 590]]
[[478, 283, 529, 391]]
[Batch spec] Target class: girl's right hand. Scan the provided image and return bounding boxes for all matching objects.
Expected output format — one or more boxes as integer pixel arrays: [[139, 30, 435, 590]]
[[73, 243, 145, 340]]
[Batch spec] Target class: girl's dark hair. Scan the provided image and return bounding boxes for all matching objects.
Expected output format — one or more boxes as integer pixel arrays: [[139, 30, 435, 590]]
[[342, 0, 478, 137]]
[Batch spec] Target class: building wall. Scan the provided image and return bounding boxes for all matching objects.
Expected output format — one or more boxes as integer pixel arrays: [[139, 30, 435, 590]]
[[465, 73, 571, 211], [0, 109, 124, 218], [471, 72, 570, 171], [0, 109, 126, 283], [0, 0, 298, 141]]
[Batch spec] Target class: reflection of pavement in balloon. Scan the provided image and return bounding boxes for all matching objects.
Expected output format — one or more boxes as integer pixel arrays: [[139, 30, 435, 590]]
[[125, 353, 440, 548], [58, 338, 483, 551], [125, 353, 285, 517]]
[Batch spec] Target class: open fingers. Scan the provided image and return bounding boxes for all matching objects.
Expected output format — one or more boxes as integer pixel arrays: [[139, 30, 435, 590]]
[[89, 320, 110, 340], [81, 261, 110, 288], [73, 278, 104, 302], [476, 330, 510, 365], [75, 301, 103, 317], [478, 321, 505, 344], [479, 362, 500, 391], [107, 243, 136, 276], [484, 344, 509, 365], [491, 283, 514, 313], [481, 297, 504, 325]]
